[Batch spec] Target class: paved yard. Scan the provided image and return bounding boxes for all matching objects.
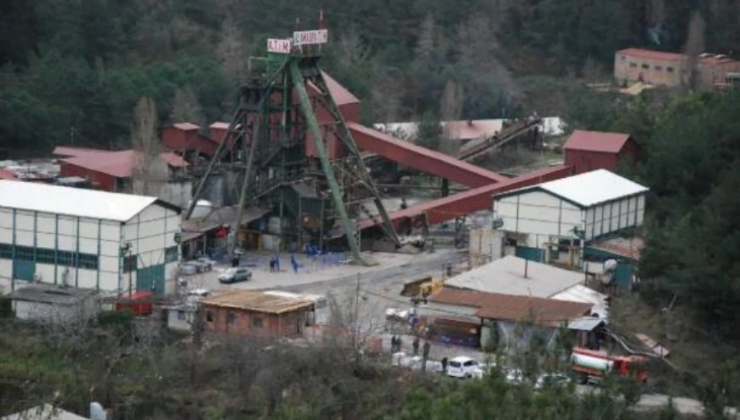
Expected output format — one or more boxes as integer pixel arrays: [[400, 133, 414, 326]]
[[180, 249, 462, 293]]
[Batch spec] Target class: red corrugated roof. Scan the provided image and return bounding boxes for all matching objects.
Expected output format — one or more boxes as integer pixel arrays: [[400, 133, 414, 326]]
[[699, 55, 739, 65], [589, 237, 643, 261], [313, 72, 360, 106], [430, 287, 591, 325], [160, 152, 187, 167], [0, 168, 16, 180], [618, 48, 739, 66], [53, 146, 110, 157], [443, 120, 502, 141], [564, 130, 632, 153], [617, 48, 686, 62], [56, 147, 187, 178]]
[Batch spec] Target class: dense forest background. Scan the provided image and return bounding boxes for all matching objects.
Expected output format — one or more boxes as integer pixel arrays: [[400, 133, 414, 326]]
[[2, 0, 740, 152]]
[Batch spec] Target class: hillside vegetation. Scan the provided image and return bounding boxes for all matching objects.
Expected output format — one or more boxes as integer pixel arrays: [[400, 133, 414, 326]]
[[2, 0, 740, 151]]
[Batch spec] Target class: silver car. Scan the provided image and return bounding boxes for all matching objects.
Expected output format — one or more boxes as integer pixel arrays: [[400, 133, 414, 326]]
[[218, 267, 252, 284]]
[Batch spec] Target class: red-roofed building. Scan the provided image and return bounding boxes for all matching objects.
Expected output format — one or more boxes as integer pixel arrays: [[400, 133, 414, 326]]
[[564, 130, 638, 174], [615, 48, 740, 88], [208, 121, 230, 144], [0, 168, 16, 180], [161, 123, 218, 157], [53, 146, 188, 192]]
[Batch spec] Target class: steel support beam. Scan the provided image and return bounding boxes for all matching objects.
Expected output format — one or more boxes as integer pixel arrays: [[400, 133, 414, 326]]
[[184, 96, 244, 219], [309, 73, 400, 246], [289, 61, 368, 266]]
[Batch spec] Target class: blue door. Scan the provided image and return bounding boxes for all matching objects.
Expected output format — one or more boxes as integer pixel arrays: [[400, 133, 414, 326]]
[[515, 246, 544, 262], [13, 260, 36, 281], [136, 264, 166, 295]]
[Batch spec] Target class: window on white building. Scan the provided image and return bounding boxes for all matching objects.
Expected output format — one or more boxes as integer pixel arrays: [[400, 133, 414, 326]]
[[122, 255, 137, 272], [165, 246, 179, 263]]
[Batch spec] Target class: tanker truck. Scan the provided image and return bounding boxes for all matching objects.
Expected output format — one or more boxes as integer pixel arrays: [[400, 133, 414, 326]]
[[570, 347, 648, 384]]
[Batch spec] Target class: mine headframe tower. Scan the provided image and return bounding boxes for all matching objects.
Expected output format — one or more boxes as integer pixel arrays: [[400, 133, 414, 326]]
[[184, 28, 399, 266]]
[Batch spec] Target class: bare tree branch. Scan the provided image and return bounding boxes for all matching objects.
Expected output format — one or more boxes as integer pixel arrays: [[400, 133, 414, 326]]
[[439, 79, 464, 156], [170, 87, 202, 124], [131, 96, 165, 196], [684, 11, 706, 90], [217, 16, 248, 83]]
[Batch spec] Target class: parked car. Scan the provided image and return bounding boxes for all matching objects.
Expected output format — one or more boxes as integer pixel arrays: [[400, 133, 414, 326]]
[[218, 267, 252, 284], [504, 368, 525, 384], [196, 257, 215, 271], [179, 263, 198, 275], [535, 373, 572, 389], [447, 356, 479, 379]]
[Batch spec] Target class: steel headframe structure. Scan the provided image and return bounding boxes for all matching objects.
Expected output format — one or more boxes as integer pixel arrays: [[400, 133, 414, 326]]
[[184, 30, 399, 266]]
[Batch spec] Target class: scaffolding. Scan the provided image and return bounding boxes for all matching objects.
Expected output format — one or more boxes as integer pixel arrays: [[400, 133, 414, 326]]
[[185, 28, 399, 265]]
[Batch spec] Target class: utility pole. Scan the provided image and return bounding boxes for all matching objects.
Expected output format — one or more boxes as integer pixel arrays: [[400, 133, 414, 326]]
[[353, 273, 361, 357], [128, 249, 133, 299], [354, 273, 361, 328]]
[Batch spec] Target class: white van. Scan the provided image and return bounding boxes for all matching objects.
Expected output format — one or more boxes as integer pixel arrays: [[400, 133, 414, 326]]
[[447, 356, 479, 378]]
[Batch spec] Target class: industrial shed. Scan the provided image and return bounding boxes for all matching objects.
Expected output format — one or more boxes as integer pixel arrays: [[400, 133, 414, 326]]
[[492, 170, 648, 265], [563, 130, 638, 175], [200, 290, 315, 339], [0, 180, 181, 295], [10, 284, 98, 324]]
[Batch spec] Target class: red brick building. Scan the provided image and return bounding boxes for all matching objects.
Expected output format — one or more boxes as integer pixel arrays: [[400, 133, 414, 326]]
[[199, 290, 315, 338], [614, 48, 740, 89], [563, 130, 638, 174], [53, 146, 188, 192], [208, 122, 231, 146]]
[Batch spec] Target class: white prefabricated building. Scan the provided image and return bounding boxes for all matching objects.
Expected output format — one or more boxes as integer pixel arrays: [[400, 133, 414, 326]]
[[0, 180, 181, 295], [492, 169, 648, 263]]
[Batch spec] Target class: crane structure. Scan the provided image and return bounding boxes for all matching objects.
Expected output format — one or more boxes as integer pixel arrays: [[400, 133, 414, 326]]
[[185, 26, 399, 266]]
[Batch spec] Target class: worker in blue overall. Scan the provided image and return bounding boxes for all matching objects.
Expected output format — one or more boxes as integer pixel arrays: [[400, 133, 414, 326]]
[[290, 254, 299, 273]]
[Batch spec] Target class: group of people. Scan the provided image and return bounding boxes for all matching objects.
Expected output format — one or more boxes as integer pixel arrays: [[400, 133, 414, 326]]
[[269, 255, 281, 272], [268, 254, 301, 273], [391, 334, 453, 373], [391, 335, 432, 359]]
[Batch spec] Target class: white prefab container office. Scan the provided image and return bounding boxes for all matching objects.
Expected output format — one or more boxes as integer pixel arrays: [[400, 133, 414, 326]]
[[0, 180, 181, 295], [492, 170, 648, 264]]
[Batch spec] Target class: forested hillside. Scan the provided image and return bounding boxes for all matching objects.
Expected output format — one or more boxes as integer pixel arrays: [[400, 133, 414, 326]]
[[2, 0, 740, 152], [3, 1, 740, 417]]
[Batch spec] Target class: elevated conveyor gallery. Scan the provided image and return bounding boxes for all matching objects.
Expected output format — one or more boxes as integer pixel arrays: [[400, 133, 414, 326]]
[[457, 116, 542, 161], [347, 122, 508, 188], [332, 165, 573, 237]]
